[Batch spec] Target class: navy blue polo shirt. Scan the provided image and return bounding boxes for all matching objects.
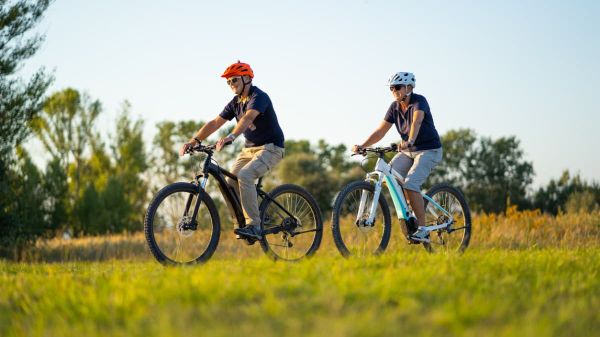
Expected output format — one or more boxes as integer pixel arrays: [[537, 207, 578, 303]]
[[384, 93, 442, 151], [220, 86, 285, 148]]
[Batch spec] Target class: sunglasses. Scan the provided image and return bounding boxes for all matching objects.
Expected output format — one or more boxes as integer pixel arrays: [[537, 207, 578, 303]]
[[389, 84, 407, 91], [226, 77, 241, 85]]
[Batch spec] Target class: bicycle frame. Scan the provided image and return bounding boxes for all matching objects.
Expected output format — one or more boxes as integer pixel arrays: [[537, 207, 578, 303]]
[[359, 155, 454, 233], [186, 151, 301, 234]]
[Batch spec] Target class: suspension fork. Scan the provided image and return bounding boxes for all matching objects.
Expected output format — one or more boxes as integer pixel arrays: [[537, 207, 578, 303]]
[[356, 173, 383, 225], [183, 175, 209, 220], [184, 154, 212, 221], [188, 176, 209, 222]]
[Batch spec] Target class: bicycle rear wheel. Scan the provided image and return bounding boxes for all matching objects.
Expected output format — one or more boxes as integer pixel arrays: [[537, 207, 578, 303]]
[[259, 184, 323, 261], [144, 182, 220, 265], [331, 181, 392, 257], [422, 183, 471, 253]]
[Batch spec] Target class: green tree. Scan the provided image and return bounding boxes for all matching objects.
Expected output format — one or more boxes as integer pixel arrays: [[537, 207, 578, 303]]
[[31, 88, 101, 196], [429, 129, 477, 188], [272, 139, 362, 213], [72, 183, 103, 235], [284, 139, 312, 156], [150, 120, 241, 187], [464, 136, 534, 213], [29, 88, 102, 235], [0, 0, 53, 162], [316, 139, 353, 173], [109, 103, 148, 231], [564, 191, 599, 213], [275, 152, 334, 211], [152, 120, 205, 185], [0, 148, 56, 259], [71, 103, 148, 235], [0, 0, 53, 258], [42, 157, 68, 236], [533, 171, 600, 214]]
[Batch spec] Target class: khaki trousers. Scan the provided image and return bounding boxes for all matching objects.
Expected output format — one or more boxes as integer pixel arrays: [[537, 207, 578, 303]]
[[226, 143, 284, 227]]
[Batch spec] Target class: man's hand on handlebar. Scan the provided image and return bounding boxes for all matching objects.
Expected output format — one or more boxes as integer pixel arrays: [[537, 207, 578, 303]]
[[180, 138, 200, 156], [216, 136, 234, 152]]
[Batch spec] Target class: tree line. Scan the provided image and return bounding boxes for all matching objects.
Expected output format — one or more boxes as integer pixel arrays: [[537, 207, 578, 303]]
[[1, 1, 599, 258]]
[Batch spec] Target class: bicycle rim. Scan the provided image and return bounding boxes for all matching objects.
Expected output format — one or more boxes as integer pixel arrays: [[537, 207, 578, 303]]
[[423, 187, 470, 253], [261, 186, 321, 261], [333, 182, 391, 257], [147, 187, 218, 264]]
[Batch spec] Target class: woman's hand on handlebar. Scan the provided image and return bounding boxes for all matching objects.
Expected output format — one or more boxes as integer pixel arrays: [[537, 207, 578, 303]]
[[352, 144, 368, 156]]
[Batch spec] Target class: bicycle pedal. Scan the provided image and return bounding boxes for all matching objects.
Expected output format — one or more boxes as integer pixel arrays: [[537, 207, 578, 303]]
[[406, 234, 427, 244], [408, 236, 429, 243], [234, 227, 263, 240], [235, 234, 256, 245]]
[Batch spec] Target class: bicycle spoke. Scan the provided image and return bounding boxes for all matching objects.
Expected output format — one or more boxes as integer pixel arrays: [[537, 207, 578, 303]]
[[261, 186, 322, 261], [422, 185, 471, 253], [148, 187, 218, 264], [293, 228, 320, 235], [332, 182, 391, 257]]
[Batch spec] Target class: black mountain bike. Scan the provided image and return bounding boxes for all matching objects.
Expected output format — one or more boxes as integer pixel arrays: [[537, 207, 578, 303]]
[[144, 143, 323, 265]]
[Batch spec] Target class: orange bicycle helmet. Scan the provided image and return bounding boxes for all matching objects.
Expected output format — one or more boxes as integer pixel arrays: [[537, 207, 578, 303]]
[[221, 61, 254, 79]]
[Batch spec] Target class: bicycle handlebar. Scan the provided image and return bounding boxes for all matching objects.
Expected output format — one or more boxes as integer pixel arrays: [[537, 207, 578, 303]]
[[353, 143, 419, 156], [353, 143, 398, 156], [184, 141, 232, 155]]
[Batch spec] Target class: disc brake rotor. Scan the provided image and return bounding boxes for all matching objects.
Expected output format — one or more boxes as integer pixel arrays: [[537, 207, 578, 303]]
[[177, 216, 196, 237], [356, 213, 375, 233]]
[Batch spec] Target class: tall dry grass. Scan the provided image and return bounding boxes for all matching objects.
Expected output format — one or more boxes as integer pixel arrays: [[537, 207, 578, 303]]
[[21, 208, 600, 262], [474, 206, 600, 249]]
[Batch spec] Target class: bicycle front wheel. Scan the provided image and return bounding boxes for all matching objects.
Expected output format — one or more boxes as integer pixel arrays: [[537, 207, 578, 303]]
[[144, 182, 220, 265], [259, 184, 323, 261], [331, 181, 392, 257], [422, 183, 471, 253]]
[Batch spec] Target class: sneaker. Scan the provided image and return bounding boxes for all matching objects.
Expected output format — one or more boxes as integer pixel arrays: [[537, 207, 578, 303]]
[[235, 233, 256, 245], [234, 226, 263, 240], [408, 227, 429, 242]]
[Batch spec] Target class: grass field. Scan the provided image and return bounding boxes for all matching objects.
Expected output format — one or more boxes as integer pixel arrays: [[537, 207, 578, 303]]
[[1, 209, 599, 337]]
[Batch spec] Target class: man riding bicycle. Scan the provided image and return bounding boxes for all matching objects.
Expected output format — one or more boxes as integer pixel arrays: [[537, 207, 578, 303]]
[[352, 72, 443, 241], [180, 61, 285, 241]]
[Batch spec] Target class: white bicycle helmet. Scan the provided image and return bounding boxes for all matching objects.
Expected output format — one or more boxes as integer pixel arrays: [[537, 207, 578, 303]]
[[387, 72, 416, 88]]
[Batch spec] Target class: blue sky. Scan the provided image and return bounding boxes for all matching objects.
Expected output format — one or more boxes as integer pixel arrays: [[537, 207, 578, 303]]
[[21, 0, 600, 187]]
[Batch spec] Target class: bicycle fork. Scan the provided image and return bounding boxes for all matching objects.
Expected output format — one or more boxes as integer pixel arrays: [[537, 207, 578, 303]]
[[183, 176, 209, 227], [356, 176, 384, 226]]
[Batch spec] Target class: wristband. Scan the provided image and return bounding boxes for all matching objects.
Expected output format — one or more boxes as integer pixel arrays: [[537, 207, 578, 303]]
[[227, 133, 237, 140], [193, 137, 202, 144]]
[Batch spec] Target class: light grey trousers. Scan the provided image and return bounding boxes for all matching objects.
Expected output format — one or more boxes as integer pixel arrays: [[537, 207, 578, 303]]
[[226, 143, 284, 227]]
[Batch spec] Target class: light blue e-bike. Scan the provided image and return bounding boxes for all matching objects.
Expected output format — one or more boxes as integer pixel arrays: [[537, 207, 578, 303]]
[[331, 144, 471, 256]]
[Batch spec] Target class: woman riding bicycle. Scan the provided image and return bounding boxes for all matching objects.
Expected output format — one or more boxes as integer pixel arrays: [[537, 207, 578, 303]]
[[352, 72, 443, 241], [180, 61, 285, 241]]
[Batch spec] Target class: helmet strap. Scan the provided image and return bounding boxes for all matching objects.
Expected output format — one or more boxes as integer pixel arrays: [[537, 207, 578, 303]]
[[238, 77, 252, 97]]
